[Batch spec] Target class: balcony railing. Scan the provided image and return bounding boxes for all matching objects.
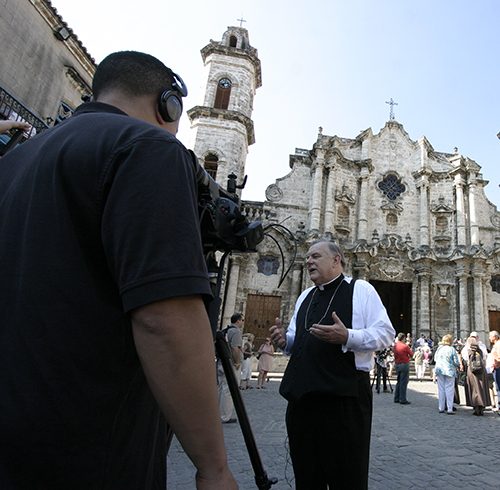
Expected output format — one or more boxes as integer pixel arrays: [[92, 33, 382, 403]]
[[0, 85, 49, 138]]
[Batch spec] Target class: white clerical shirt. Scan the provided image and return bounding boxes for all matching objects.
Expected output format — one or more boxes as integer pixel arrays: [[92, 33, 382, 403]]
[[284, 275, 395, 372]]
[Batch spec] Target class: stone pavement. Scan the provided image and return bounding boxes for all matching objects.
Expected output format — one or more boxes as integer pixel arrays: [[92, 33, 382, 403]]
[[166, 377, 500, 489]]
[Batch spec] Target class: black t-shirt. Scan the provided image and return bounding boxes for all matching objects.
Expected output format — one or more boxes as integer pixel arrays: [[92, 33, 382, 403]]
[[0, 102, 211, 489]]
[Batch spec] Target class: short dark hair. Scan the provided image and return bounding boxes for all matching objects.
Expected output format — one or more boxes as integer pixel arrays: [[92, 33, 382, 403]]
[[231, 313, 243, 324], [310, 240, 346, 268], [92, 51, 175, 100]]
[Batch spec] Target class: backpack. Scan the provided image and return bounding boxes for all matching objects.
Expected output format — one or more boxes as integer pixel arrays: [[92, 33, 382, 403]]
[[470, 349, 483, 374], [215, 325, 238, 360]]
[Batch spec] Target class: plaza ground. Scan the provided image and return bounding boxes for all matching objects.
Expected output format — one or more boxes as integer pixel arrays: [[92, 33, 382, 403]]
[[166, 376, 499, 489]]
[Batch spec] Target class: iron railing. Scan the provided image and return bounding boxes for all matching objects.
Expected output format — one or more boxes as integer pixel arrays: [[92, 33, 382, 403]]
[[0, 85, 49, 138]]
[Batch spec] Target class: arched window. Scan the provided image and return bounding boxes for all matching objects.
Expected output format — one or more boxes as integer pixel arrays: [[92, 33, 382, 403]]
[[378, 174, 405, 201], [214, 78, 232, 110], [229, 35, 237, 47], [204, 153, 218, 180]]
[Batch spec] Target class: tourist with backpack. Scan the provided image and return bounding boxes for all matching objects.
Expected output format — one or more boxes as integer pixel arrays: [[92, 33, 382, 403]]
[[460, 332, 491, 416]]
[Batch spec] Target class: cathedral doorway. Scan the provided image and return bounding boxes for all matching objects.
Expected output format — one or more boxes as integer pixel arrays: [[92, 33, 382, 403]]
[[244, 294, 281, 350], [370, 280, 412, 336]]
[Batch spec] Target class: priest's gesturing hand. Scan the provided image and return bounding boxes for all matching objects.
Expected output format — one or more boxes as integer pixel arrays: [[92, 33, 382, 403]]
[[269, 317, 287, 349], [309, 311, 349, 344]]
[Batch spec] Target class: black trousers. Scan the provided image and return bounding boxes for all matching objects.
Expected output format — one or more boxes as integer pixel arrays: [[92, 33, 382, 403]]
[[285, 373, 373, 490]]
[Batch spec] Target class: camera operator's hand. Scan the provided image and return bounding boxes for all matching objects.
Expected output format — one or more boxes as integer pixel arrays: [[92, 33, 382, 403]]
[[196, 465, 239, 489], [270, 318, 287, 350], [0, 120, 30, 134]]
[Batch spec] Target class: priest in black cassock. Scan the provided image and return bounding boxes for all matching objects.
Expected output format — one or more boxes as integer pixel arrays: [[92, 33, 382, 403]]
[[270, 240, 395, 490]]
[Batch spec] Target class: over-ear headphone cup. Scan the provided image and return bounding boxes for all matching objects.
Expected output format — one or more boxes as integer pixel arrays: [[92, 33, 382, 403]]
[[159, 90, 183, 122]]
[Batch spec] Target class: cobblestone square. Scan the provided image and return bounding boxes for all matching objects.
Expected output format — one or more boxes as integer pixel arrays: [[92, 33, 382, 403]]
[[167, 377, 499, 489]]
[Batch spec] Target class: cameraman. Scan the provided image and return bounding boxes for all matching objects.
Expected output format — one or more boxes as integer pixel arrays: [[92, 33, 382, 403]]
[[0, 51, 237, 489], [374, 348, 391, 393]]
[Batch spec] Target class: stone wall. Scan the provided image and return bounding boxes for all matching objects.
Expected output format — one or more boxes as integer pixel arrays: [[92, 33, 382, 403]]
[[0, 0, 95, 122]]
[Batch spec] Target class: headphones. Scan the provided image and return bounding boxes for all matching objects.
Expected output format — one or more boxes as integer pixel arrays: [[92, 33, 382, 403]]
[[158, 71, 188, 122]]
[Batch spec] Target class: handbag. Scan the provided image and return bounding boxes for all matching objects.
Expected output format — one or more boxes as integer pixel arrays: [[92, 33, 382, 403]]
[[457, 370, 467, 386]]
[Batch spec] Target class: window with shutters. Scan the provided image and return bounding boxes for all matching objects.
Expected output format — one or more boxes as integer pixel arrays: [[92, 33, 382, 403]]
[[204, 153, 218, 180]]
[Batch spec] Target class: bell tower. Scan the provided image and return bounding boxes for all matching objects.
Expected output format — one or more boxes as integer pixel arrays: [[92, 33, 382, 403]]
[[187, 26, 262, 193]]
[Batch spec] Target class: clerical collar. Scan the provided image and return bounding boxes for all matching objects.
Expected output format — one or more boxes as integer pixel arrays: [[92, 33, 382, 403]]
[[317, 273, 344, 291]]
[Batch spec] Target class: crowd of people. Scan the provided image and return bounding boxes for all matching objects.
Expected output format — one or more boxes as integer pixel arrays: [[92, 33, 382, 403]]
[[373, 331, 500, 416]]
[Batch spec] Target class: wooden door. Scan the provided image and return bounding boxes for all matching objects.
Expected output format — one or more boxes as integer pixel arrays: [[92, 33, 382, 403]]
[[489, 311, 500, 332], [244, 294, 281, 350]]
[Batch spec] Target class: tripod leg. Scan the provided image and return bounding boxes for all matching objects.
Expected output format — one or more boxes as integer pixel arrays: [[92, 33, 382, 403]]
[[209, 253, 277, 489], [215, 332, 277, 490]]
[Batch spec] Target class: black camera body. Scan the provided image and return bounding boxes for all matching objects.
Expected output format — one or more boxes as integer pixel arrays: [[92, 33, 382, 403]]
[[192, 151, 264, 253]]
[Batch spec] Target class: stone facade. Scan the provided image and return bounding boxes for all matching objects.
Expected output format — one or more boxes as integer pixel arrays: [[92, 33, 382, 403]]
[[0, 0, 95, 127], [190, 28, 500, 347]]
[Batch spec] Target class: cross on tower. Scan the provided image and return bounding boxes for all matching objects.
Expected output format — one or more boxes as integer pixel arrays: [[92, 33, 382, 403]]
[[385, 98, 398, 120], [237, 16, 246, 27]]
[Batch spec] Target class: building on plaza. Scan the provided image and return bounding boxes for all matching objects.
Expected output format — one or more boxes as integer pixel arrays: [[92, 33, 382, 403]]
[[189, 26, 500, 347], [0, 0, 95, 140], [3, 7, 500, 348]]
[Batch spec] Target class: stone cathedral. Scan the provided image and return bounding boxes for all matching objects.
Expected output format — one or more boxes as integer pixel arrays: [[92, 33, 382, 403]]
[[188, 26, 500, 347]]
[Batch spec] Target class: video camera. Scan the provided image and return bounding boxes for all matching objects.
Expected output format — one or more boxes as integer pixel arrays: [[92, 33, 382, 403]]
[[192, 152, 264, 254]]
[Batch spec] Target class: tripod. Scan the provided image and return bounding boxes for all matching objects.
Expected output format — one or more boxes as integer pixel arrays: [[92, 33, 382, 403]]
[[371, 362, 393, 393], [209, 252, 278, 490]]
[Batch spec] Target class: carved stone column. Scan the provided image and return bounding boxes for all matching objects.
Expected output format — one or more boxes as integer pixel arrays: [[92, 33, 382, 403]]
[[468, 180, 479, 246], [310, 149, 325, 232], [471, 261, 488, 341], [357, 167, 369, 242], [455, 269, 469, 337], [472, 274, 485, 336], [454, 174, 467, 246], [324, 166, 335, 236], [291, 262, 303, 307], [483, 276, 490, 341], [412, 280, 418, 335], [222, 255, 242, 327], [417, 178, 430, 247], [416, 269, 431, 336]]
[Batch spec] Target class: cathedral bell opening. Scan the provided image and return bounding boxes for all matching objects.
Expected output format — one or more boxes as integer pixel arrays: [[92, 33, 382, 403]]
[[370, 280, 412, 336]]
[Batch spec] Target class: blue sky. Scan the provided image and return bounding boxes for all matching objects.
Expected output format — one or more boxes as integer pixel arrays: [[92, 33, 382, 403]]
[[53, 0, 500, 204]]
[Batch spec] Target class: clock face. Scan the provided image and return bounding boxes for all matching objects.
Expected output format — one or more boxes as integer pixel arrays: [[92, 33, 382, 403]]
[[218, 78, 232, 89]]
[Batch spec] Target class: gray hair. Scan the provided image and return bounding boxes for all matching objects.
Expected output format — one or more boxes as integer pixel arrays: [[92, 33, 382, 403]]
[[310, 240, 346, 268]]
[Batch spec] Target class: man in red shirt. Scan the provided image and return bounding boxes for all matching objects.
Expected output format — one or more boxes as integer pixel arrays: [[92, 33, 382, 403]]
[[393, 332, 413, 404]]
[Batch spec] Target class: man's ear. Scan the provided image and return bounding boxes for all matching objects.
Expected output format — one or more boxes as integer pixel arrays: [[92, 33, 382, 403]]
[[155, 104, 166, 125]]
